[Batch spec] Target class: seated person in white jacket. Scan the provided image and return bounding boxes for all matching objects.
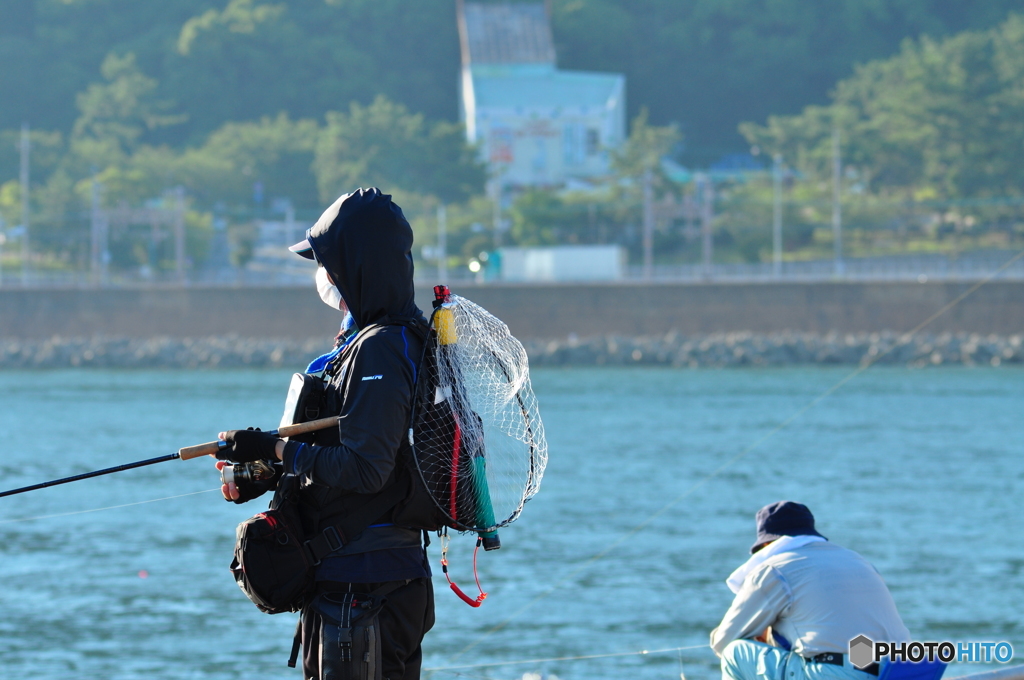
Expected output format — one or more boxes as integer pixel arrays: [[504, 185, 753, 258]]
[[711, 501, 910, 680]]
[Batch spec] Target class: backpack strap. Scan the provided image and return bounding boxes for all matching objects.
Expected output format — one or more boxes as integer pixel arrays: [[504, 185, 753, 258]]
[[375, 314, 429, 338], [287, 579, 410, 668], [303, 475, 411, 565], [288, 618, 302, 668], [302, 314, 430, 563], [322, 323, 374, 377]]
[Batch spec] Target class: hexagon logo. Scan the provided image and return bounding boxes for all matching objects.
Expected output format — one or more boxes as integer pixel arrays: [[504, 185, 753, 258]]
[[849, 635, 875, 669]]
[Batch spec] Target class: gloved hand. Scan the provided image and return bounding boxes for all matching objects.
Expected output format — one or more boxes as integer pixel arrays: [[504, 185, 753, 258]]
[[216, 427, 281, 463]]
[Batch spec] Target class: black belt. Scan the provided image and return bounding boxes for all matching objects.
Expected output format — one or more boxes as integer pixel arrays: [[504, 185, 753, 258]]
[[806, 652, 879, 676]]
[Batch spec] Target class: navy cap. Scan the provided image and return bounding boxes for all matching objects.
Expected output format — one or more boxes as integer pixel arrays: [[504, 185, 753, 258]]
[[289, 237, 315, 260], [751, 501, 826, 553]]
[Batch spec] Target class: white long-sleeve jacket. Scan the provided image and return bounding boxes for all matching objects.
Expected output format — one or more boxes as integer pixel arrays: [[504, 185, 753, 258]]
[[711, 541, 910, 657]]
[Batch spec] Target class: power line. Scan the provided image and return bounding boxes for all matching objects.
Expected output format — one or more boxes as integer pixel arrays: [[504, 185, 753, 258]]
[[0, 488, 219, 525], [426, 644, 710, 673]]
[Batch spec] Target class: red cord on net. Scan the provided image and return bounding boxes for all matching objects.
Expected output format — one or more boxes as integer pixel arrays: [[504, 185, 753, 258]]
[[449, 413, 462, 521], [440, 533, 487, 607]]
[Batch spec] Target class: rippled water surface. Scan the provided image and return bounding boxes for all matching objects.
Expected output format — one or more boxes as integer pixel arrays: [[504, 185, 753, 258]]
[[1, 367, 1021, 679]]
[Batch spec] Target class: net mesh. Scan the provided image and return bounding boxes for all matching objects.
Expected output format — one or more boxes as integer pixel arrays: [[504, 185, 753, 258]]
[[411, 294, 547, 533]]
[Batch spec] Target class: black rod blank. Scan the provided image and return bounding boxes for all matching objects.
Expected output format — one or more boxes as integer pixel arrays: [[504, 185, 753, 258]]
[[0, 453, 181, 499]]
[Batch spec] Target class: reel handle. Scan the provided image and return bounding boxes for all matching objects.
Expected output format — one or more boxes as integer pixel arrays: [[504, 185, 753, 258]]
[[177, 416, 342, 460]]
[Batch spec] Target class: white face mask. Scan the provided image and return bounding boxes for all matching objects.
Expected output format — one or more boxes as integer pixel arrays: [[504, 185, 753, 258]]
[[315, 266, 345, 311]]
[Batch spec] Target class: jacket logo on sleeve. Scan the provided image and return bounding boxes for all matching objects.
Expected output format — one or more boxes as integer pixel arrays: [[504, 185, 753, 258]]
[[361, 374, 384, 381]]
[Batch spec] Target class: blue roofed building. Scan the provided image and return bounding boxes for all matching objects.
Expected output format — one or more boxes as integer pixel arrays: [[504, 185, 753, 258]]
[[457, 1, 626, 189]]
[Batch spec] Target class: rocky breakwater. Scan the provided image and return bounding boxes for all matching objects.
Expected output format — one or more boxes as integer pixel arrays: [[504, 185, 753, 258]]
[[524, 331, 1024, 368], [1, 332, 1022, 369], [0, 336, 328, 369]]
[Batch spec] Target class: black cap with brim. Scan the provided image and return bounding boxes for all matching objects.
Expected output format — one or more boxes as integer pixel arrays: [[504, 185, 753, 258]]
[[289, 238, 315, 260], [751, 500, 826, 553]]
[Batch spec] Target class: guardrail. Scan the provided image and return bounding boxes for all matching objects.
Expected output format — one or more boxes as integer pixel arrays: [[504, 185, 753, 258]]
[[625, 252, 1024, 283]]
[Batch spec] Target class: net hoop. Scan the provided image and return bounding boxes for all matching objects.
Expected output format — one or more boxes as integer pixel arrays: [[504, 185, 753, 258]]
[[409, 293, 547, 534]]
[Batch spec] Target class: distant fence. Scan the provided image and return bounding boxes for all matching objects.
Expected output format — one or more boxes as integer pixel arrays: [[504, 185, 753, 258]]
[[2, 251, 1020, 290], [0, 269, 314, 289], [625, 251, 1024, 283]]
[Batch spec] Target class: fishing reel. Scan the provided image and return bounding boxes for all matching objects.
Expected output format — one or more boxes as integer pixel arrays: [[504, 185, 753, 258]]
[[220, 459, 282, 504]]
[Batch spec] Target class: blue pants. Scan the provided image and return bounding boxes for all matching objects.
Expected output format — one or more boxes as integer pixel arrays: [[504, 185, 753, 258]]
[[721, 640, 874, 680]]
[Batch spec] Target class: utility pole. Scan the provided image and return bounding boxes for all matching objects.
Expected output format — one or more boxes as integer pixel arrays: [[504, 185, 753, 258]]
[[19, 123, 30, 286], [832, 129, 844, 276], [284, 199, 297, 247], [90, 176, 105, 285], [642, 166, 655, 280], [174, 187, 186, 284], [0, 214, 5, 286], [437, 203, 448, 284], [489, 180, 503, 248], [772, 153, 783, 278], [698, 173, 714, 279]]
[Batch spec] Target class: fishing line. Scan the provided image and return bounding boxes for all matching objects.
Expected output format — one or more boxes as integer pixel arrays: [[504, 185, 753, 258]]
[[0, 488, 219, 525], [426, 644, 709, 673], [439, 247, 1024, 669], [428, 671, 498, 680]]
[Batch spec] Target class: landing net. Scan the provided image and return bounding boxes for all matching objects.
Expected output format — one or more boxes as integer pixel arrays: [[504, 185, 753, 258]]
[[411, 293, 547, 533]]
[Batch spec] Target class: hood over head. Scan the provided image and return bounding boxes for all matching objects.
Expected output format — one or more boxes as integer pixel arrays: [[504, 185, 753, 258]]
[[303, 188, 421, 328]]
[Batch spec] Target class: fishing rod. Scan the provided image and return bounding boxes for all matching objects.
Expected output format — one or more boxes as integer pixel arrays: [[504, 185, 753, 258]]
[[0, 416, 341, 499]]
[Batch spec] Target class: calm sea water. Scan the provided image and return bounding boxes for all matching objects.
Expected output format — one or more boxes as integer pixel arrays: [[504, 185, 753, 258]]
[[0, 367, 1021, 680]]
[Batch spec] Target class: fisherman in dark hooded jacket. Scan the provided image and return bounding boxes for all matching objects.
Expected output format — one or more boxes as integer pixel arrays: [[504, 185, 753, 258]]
[[215, 188, 435, 680]]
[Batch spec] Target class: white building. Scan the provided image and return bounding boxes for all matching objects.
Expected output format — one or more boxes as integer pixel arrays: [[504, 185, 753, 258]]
[[457, 1, 626, 188], [497, 244, 625, 282]]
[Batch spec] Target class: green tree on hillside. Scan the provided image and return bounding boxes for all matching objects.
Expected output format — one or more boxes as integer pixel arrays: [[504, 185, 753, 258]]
[[551, 0, 1024, 162], [313, 96, 485, 204], [4, 0, 1023, 166], [61, 53, 185, 207], [740, 13, 1024, 199], [166, 0, 462, 145], [73, 53, 185, 156], [611, 108, 680, 183], [176, 114, 320, 207]]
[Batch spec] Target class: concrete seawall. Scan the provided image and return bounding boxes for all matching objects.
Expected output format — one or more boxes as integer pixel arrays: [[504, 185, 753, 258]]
[[1, 280, 1022, 340]]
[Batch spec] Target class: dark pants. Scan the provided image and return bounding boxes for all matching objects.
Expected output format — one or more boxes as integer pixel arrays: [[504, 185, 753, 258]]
[[301, 578, 435, 680]]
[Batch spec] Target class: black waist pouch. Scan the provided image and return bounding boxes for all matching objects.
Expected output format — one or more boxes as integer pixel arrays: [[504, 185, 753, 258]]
[[230, 501, 315, 615], [230, 477, 409, 616]]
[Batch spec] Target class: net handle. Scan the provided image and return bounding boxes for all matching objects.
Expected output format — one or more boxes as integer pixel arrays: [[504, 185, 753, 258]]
[[407, 290, 497, 534], [406, 287, 534, 533]]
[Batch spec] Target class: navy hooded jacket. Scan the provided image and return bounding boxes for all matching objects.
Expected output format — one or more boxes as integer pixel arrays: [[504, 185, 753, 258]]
[[281, 189, 430, 581]]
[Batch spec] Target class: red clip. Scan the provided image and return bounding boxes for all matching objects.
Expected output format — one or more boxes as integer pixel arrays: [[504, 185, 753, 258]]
[[448, 581, 487, 607]]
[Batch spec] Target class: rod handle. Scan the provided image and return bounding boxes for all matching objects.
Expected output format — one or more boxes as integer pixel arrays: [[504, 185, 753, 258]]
[[178, 440, 224, 461], [278, 416, 341, 439], [177, 416, 341, 461]]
